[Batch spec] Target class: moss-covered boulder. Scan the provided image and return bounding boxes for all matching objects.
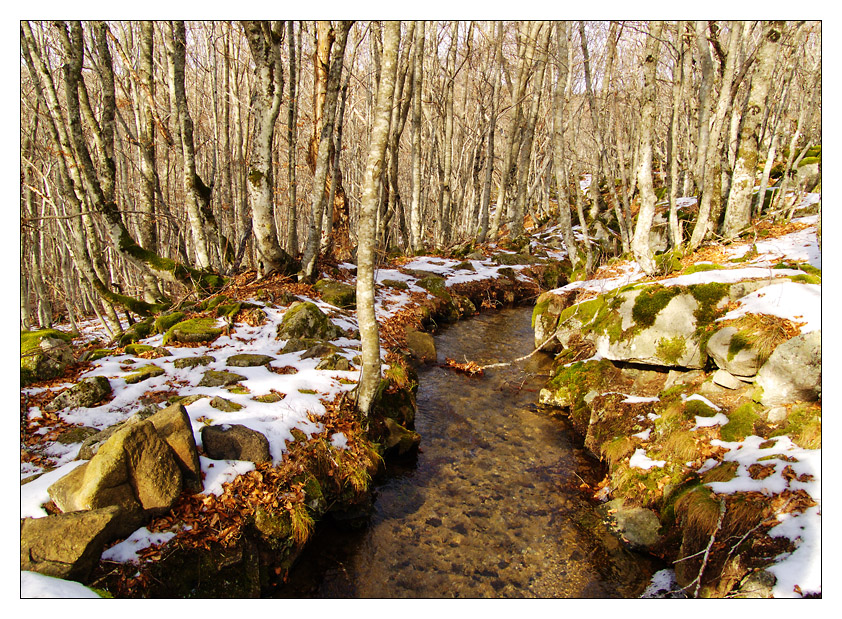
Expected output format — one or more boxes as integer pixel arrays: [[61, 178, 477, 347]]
[[118, 318, 154, 346], [199, 370, 247, 388], [21, 329, 74, 386], [124, 343, 172, 358], [416, 275, 452, 302], [173, 355, 215, 369], [124, 364, 165, 384], [706, 326, 764, 377], [315, 279, 357, 309], [535, 282, 732, 369], [755, 330, 821, 406], [226, 354, 276, 367], [315, 354, 352, 371], [44, 376, 112, 412], [276, 302, 341, 342], [493, 252, 535, 266], [381, 279, 409, 290], [152, 311, 186, 335], [209, 396, 244, 412], [163, 318, 223, 345], [404, 329, 436, 363]]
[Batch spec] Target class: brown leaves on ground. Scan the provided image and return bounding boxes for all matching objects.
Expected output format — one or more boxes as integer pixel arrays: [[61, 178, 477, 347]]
[[443, 357, 484, 376]]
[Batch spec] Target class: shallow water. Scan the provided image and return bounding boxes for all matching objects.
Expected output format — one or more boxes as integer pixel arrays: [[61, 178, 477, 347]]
[[275, 306, 660, 598]]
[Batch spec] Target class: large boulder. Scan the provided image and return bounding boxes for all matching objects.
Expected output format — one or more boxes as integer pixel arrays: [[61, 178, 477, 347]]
[[598, 498, 663, 551], [537, 282, 731, 369], [148, 403, 203, 493], [49, 419, 182, 518], [201, 424, 271, 463], [276, 301, 341, 341], [44, 376, 112, 412], [755, 331, 821, 406], [314, 279, 356, 309], [198, 369, 247, 387], [21, 505, 126, 582], [226, 353, 275, 367], [163, 317, 223, 345], [21, 329, 74, 386]]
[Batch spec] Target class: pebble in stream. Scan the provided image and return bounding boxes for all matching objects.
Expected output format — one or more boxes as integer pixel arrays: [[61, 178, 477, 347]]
[[276, 307, 660, 598]]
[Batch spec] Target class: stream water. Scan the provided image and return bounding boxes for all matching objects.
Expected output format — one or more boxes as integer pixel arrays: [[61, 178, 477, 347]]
[[274, 306, 661, 598]]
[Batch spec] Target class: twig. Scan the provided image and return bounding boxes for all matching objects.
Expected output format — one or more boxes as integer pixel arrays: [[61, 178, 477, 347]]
[[478, 331, 556, 370], [681, 498, 727, 598]]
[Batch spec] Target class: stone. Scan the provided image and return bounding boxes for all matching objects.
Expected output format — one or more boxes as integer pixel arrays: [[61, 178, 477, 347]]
[[381, 279, 409, 290], [276, 301, 341, 341], [56, 426, 100, 445], [404, 329, 437, 363], [712, 369, 743, 390], [52, 420, 182, 517], [764, 407, 789, 423], [45, 376, 112, 412], [300, 342, 342, 360], [226, 353, 275, 367], [201, 424, 271, 463], [598, 498, 662, 551], [252, 392, 285, 403], [755, 331, 821, 406], [118, 318, 154, 346], [124, 343, 172, 358], [124, 364, 165, 384], [21, 505, 126, 582], [210, 396, 244, 412], [153, 311, 186, 334], [314, 279, 357, 309], [174, 355, 215, 369], [381, 417, 421, 457], [493, 252, 534, 266], [316, 355, 352, 371], [733, 569, 776, 598], [663, 369, 705, 391], [163, 318, 223, 345], [198, 369, 247, 387], [706, 326, 763, 377], [147, 403, 203, 493], [21, 329, 74, 386]]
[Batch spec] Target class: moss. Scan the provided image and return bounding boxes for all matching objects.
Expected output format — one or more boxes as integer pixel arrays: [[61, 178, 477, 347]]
[[656, 336, 687, 365], [253, 392, 285, 403], [381, 279, 409, 290], [788, 273, 821, 285], [248, 168, 264, 187], [153, 312, 186, 335], [674, 485, 722, 538], [85, 349, 113, 361], [685, 398, 719, 418], [21, 329, 73, 355], [655, 251, 683, 275], [632, 285, 682, 328], [701, 461, 739, 484], [601, 436, 635, 466], [174, 355, 215, 369], [688, 282, 729, 326], [662, 430, 700, 461], [118, 317, 155, 346], [770, 403, 821, 449], [163, 318, 223, 345], [124, 343, 155, 356], [124, 364, 165, 384], [683, 263, 724, 275], [416, 275, 452, 301], [727, 331, 752, 361], [209, 396, 244, 412], [797, 156, 820, 167], [720, 401, 761, 442], [797, 263, 821, 277]]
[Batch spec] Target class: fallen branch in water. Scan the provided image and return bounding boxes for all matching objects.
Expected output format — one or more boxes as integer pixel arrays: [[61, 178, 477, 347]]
[[478, 332, 557, 370]]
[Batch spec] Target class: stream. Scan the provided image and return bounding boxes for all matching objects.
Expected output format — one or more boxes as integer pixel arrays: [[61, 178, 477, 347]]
[[274, 306, 661, 598]]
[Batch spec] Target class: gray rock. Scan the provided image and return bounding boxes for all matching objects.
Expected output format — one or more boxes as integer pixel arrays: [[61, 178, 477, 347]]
[[21, 505, 126, 582], [276, 301, 341, 341], [405, 329, 436, 363], [173, 355, 215, 369], [45, 376, 112, 412], [21, 333, 74, 386], [314, 279, 356, 309], [226, 353, 276, 367], [756, 330, 821, 406], [663, 369, 705, 390], [598, 498, 662, 550], [712, 369, 743, 390], [198, 369, 247, 387], [201, 424, 271, 463], [707, 326, 763, 377], [209, 396, 243, 412], [124, 364, 165, 384], [733, 569, 776, 598]]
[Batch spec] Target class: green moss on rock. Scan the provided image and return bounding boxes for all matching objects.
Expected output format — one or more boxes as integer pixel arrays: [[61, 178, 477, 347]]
[[720, 401, 761, 442], [153, 312, 186, 335], [632, 286, 682, 328], [163, 318, 223, 345], [124, 364, 165, 384], [657, 336, 687, 365]]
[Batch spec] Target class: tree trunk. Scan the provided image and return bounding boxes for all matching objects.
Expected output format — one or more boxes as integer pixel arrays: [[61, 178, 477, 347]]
[[722, 21, 784, 238], [409, 20, 426, 252], [631, 21, 663, 276], [357, 21, 400, 416]]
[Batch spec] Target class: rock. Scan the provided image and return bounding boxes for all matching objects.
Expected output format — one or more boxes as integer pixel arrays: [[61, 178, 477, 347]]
[[755, 331, 821, 406], [764, 407, 788, 423], [201, 424, 271, 463], [316, 355, 352, 371], [281, 337, 323, 354], [148, 403, 203, 493], [712, 369, 743, 390], [300, 342, 342, 360], [124, 364, 165, 384], [314, 279, 356, 309], [45, 376, 112, 412], [163, 318, 223, 345], [404, 329, 437, 363], [56, 426, 100, 445], [454, 261, 476, 271], [21, 329, 74, 386], [663, 368, 705, 390], [174, 355, 215, 369], [21, 505, 126, 582], [381, 279, 409, 290], [226, 353, 275, 367], [198, 369, 247, 387], [252, 392, 285, 403], [153, 311, 186, 334], [466, 251, 484, 260], [416, 275, 452, 302], [117, 318, 154, 346], [276, 301, 341, 341], [706, 326, 763, 377], [51, 420, 182, 517], [381, 417, 421, 457], [124, 343, 172, 358], [733, 569, 776, 598], [210, 396, 244, 412], [493, 252, 534, 266], [598, 498, 663, 551]]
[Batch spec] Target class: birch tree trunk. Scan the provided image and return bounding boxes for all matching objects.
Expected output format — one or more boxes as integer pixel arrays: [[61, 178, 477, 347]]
[[477, 21, 502, 244], [357, 20, 399, 416], [409, 20, 426, 252], [631, 21, 663, 276], [722, 21, 784, 238]]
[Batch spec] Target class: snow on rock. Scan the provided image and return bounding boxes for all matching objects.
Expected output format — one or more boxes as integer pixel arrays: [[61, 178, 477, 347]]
[[718, 281, 821, 333], [629, 448, 666, 470], [100, 527, 178, 563]]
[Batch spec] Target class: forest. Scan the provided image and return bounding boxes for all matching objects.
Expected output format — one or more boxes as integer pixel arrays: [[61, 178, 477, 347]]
[[20, 20, 822, 599]]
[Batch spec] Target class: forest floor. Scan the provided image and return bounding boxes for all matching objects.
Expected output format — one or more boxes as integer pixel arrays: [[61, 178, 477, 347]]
[[20, 194, 822, 598]]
